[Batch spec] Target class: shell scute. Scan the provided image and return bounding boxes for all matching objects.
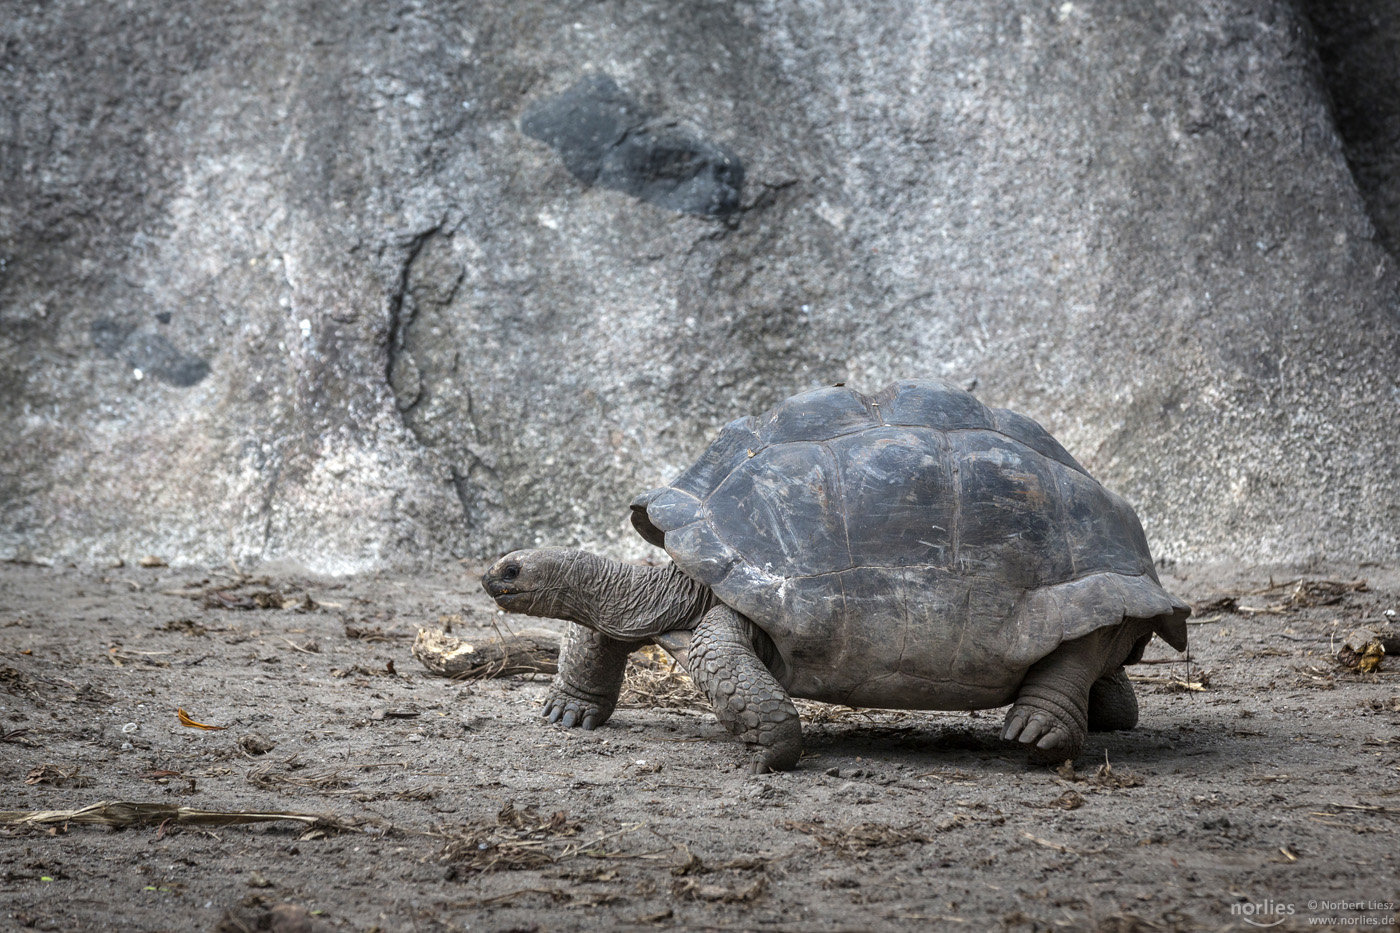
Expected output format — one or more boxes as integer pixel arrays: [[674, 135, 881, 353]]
[[672, 415, 760, 500], [879, 379, 995, 431], [707, 442, 851, 578], [824, 426, 955, 570], [757, 386, 877, 445], [991, 407, 1088, 476], [949, 429, 1074, 588]]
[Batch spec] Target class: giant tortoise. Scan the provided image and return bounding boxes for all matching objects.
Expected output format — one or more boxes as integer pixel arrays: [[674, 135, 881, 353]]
[[482, 380, 1189, 771]]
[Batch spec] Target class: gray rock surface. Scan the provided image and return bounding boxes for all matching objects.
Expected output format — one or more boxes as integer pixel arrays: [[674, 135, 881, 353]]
[[2, 0, 1397, 572]]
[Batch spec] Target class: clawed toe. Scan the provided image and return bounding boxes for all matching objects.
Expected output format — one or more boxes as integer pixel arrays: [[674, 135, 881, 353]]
[[1001, 709, 1029, 742], [1020, 711, 1057, 745], [1002, 707, 1056, 745]]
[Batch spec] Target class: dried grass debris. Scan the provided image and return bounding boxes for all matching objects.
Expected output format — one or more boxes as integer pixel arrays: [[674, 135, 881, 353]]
[[440, 801, 586, 875], [0, 667, 41, 699], [1018, 829, 1106, 856], [204, 590, 309, 611], [671, 875, 767, 902], [1055, 759, 1145, 790], [107, 646, 171, 668], [0, 801, 371, 837], [1224, 578, 1369, 615], [619, 645, 702, 710], [778, 818, 930, 854], [247, 760, 354, 794], [163, 573, 325, 612], [330, 663, 397, 679], [25, 764, 92, 788], [1129, 666, 1210, 692], [215, 901, 332, 933], [447, 887, 626, 909], [343, 623, 409, 643], [159, 618, 208, 636], [1191, 595, 1239, 615], [1041, 789, 1086, 810]]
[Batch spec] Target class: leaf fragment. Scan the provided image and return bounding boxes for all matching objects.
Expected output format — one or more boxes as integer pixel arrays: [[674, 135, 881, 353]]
[[177, 708, 228, 731]]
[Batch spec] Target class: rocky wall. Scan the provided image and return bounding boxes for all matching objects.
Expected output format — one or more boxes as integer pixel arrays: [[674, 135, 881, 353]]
[[2, 0, 1397, 571]]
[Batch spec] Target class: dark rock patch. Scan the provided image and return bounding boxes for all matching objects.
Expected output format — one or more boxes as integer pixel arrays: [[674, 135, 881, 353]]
[[1304, 0, 1400, 259], [90, 318, 210, 387], [521, 75, 743, 216]]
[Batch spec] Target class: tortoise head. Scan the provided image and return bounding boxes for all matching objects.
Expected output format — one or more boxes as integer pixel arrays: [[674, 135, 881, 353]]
[[482, 548, 584, 619]]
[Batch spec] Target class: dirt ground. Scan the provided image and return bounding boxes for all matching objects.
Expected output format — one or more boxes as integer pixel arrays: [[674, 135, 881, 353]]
[[1, 558, 1398, 933]]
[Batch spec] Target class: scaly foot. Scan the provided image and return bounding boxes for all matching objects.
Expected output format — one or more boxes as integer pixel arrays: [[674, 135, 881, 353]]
[[685, 605, 802, 772], [543, 624, 639, 730], [1001, 682, 1089, 764]]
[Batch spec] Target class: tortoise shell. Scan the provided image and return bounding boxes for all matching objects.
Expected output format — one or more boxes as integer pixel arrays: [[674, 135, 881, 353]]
[[631, 381, 1189, 708]]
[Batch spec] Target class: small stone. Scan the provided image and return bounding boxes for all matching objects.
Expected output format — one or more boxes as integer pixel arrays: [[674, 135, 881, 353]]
[[238, 733, 277, 756]]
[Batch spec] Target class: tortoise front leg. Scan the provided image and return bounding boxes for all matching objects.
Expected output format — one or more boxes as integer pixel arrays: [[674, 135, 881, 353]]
[[685, 605, 802, 773], [544, 624, 643, 730]]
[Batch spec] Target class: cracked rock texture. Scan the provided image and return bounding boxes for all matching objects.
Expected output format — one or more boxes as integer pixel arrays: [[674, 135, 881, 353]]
[[2, 0, 1398, 572]]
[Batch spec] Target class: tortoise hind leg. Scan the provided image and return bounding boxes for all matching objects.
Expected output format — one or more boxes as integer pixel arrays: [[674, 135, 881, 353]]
[[1002, 622, 1153, 763], [1087, 667, 1139, 732], [685, 604, 802, 773], [544, 624, 644, 730], [1001, 647, 1093, 763]]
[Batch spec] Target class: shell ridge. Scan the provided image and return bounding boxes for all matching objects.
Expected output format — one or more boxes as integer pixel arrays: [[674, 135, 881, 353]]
[[676, 417, 762, 503], [818, 439, 856, 571], [1053, 465, 1080, 579], [989, 407, 1090, 477], [948, 432, 963, 572], [780, 563, 1161, 586]]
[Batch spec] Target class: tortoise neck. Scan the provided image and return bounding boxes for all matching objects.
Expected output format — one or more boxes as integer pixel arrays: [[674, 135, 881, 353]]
[[568, 554, 714, 640]]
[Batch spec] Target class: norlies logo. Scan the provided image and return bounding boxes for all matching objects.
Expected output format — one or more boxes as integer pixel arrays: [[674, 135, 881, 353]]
[[1232, 898, 1296, 927]]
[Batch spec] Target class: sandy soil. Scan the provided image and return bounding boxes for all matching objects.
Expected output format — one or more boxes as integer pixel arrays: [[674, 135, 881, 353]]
[[1, 559, 1398, 933]]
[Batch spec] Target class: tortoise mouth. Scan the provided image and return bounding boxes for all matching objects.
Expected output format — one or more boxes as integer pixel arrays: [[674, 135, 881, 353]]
[[487, 588, 534, 616], [482, 570, 533, 606], [484, 579, 534, 609], [483, 578, 514, 599]]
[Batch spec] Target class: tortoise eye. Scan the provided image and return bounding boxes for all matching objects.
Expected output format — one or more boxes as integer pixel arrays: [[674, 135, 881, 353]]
[[502, 564, 520, 582]]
